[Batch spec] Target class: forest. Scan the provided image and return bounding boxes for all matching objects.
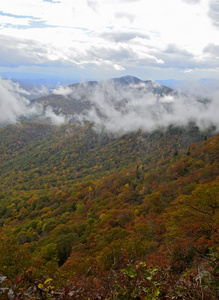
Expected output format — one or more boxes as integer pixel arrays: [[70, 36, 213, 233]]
[[0, 120, 218, 299]]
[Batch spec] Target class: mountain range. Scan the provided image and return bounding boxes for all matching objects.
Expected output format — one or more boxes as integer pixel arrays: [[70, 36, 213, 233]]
[[0, 75, 218, 299], [1, 71, 218, 96]]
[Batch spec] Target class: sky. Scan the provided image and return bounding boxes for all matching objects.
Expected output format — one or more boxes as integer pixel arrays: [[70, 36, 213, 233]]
[[0, 0, 219, 82]]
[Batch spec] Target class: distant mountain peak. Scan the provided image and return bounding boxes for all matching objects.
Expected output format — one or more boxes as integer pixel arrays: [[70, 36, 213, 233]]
[[109, 75, 143, 85]]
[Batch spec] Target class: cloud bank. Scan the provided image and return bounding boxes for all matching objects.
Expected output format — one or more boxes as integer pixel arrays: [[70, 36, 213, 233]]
[[54, 78, 219, 135], [0, 77, 65, 125]]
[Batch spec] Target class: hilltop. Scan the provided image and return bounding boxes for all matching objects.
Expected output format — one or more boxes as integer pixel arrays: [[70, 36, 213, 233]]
[[32, 75, 174, 120]]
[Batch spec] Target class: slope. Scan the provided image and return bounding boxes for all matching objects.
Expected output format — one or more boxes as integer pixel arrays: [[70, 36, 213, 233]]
[[0, 121, 213, 191], [0, 130, 218, 299]]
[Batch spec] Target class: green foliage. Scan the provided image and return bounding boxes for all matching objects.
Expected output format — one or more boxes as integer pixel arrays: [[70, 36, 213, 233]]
[[55, 233, 79, 266], [40, 243, 58, 262]]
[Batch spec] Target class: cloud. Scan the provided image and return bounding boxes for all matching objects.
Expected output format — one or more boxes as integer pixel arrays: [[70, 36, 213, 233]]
[[209, 0, 219, 28], [53, 85, 73, 96], [100, 30, 150, 42], [85, 43, 164, 69], [164, 44, 194, 57], [0, 33, 84, 69], [0, 35, 52, 68], [0, 77, 31, 124], [114, 64, 125, 71], [52, 78, 219, 135], [84, 91, 219, 135], [0, 77, 65, 125], [0, 0, 218, 79], [182, 0, 201, 4], [0, 28, 216, 80], [158, 43, 217, 70], [25, 85, 52, 100], [44, 106, 66, 124], [86, 0, 98, 12], [202, 43, 219, 68], [203, 43, 219, 56], [115, 12, 136, 23]]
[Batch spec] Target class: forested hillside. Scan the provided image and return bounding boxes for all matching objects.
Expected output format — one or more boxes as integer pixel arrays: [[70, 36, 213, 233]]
[[0, 119, 218, 299]]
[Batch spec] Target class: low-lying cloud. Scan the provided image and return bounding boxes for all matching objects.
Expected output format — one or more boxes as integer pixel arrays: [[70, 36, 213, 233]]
[[54, 78, 219, 136], [2, 75, 217, 136], [0, 77, 65, 126], [85, 90, 219, 135]]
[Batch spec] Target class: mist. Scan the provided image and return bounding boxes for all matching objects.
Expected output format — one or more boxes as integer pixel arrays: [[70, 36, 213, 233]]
[[54, 78, 219, 135], [0, 77, 66, 126], [2, 75, 217, 135]]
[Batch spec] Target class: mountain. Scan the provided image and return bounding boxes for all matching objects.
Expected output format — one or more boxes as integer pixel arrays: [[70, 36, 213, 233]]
[[29, 75, 217, 138], [0, 121, 218, 298], [0, 76, 218, 299], [32, 75, 174, 118], [2, 75, 215, 132], [0, 121, 214, 192]]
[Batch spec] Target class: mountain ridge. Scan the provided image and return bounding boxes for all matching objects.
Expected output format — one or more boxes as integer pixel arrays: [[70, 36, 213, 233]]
[[32, 75, 175, 124]]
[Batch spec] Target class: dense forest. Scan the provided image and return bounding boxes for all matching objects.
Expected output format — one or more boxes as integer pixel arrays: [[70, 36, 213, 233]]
[[0, 119, 218, 299]]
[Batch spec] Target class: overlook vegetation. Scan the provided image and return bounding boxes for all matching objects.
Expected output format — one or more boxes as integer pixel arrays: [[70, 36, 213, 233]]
[[0, 119, 218, 299]]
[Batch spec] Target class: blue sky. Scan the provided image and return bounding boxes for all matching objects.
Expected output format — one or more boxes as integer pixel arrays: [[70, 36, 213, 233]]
[[0, 0, 219, 82]]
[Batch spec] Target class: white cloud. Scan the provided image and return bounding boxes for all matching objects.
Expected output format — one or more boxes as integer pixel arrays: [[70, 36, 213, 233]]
[[182, 0, 201, 4], [0, 77, 66, 125], [50, 78, 218, 134], [0, 77, 29, 123], [0, 0, 218, 80], [53, 85, 73, 96], [114, 64, 125, 71], [44, 106, 66, 124], [77, 80, 219, 135]]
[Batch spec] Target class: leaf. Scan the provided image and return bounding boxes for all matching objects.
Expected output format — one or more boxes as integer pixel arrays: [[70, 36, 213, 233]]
[[122, 266, 137, 278], [44, 278, 53, 285], [154, 288, 160, 297]]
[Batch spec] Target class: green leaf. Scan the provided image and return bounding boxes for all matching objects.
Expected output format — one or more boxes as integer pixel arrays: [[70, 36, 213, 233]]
[[154, 288, 160, 297]]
